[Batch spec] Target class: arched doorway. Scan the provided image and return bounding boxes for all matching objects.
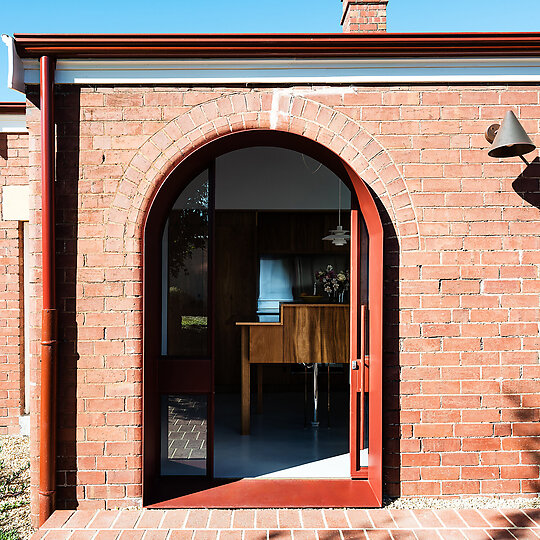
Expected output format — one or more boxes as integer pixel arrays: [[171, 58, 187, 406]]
[[143, 130, 383, 507]]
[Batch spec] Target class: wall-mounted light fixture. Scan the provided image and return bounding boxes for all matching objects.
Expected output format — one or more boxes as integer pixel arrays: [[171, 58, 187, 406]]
[[486, 110, 536, 165]]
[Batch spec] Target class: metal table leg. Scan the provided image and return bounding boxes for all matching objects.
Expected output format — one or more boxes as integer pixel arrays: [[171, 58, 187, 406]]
[[327, 363, 330, 428], [312, 363, 319, 428], [304, 364, 308, 428]]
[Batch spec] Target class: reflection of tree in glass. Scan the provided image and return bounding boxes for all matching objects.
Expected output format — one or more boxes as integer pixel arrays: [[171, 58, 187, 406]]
[[168, 181, 208, 278]]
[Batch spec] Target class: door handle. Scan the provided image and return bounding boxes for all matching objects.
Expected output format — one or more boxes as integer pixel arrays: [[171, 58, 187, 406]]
[[351, 360, 359, 370]]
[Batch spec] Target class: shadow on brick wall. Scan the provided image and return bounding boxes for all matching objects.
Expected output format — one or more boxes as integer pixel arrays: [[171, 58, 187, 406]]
[[0, 133, 7, 160], [510, 159, 540, 504], [54, 87, 81, 509], [484, 390, 540, 539], [369, 186, 401, 498], [512, 157, 540, 209], [502, 392, 540, 499]]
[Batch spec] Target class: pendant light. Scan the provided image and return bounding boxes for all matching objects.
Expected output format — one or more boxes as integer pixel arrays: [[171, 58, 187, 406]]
[[323, 180, 350, 246]]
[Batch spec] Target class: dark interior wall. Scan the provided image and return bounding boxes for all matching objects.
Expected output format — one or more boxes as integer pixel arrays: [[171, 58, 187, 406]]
[[214, 211, 257, 389]]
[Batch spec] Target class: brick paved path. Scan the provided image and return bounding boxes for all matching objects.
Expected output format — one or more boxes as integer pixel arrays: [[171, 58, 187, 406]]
[[32, 508, 540, 539]]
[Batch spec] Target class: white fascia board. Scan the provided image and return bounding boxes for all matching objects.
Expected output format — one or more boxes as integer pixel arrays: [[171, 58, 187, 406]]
[[0, 114, 27, 133], [21, 56, 540, 85], [2, 35, 25, 93]]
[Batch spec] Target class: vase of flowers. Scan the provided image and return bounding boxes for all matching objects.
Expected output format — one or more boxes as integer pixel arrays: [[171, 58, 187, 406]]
[[315, 265, 350, 303]]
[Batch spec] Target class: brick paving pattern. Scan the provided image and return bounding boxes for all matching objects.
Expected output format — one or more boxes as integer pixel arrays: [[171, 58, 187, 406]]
[[167, 396, 207, 461], [31, 508, 540, 539]]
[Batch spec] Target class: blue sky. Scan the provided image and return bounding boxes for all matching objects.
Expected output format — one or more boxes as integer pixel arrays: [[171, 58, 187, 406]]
[[2, 0, 540, 102]]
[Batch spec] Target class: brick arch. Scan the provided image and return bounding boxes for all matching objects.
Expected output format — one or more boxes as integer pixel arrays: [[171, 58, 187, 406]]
[[107, 91, 419, 251]]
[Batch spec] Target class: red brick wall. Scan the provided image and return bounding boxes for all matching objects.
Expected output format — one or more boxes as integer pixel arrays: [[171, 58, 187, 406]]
[[25, 84, 540, 522], [341, 0, 388, 33], [25, 99, 45, 521], [0, 130, 28, 435]]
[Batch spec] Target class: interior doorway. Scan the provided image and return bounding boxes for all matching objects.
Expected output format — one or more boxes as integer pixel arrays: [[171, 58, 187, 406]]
[[143, 130, 383, 507]]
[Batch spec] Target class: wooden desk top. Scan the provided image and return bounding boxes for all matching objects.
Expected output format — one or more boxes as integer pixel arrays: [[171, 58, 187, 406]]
[[236, 303, 349, 326]]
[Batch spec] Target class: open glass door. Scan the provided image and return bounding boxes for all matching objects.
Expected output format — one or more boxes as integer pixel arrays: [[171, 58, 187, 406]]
[[350, 211, 369, 478], [346, 165, 384, 501]]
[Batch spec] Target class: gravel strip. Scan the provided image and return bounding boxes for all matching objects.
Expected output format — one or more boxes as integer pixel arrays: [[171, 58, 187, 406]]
[[384, 496, 540, 509], [0, 435, 32, 539]]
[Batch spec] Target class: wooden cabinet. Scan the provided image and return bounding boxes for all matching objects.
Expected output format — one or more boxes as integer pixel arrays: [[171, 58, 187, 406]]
[[283, 304, 349, 364]]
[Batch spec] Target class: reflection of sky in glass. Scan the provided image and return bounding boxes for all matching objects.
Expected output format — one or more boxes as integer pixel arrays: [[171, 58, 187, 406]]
[[173, 170, 209, 210]]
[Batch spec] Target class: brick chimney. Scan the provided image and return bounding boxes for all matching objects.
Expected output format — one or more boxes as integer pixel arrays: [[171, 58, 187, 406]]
[[341, 0, 388, 33]]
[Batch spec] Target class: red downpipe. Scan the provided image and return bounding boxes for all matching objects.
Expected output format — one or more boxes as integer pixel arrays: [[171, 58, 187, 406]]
[[39, 55, 57, 527]]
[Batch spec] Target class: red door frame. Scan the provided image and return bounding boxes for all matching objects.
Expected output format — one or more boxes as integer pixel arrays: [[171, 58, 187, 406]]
[[143, 130, 384, 507]]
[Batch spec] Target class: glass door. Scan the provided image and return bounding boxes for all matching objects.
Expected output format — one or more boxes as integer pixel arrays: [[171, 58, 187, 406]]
[[350, 210, 369, 478], [159, 166, 214, 478]]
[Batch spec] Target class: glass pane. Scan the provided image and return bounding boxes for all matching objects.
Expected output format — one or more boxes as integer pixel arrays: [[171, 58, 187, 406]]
[[357, 215, 369, 468], [161, 394, 208, 475], [163, 170, 209, 357], [357, 215, 369, 353]]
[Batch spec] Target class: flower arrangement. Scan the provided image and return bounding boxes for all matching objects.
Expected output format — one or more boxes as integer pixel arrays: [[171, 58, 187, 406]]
[[315, 265, 350, 302]]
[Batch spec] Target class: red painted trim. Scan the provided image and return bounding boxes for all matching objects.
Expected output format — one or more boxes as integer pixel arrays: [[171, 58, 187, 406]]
[[0, 102, 26, 114], [208, 159, 216, 480], [13, 32, 540, 58], [158, 359, 212, 393], [38, 55, 57, 527], [147, 479, 380, 508], [143, 129, 384, 507]]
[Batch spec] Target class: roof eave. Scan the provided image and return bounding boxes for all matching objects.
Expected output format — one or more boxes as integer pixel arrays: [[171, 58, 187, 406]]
[[12, 32, 540, 59]]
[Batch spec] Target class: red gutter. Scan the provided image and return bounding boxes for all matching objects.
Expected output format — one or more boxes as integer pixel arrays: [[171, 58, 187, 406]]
[[0, 102, 26, 114], [12, 32, 540, 59], [38, 55, 57, 528]]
